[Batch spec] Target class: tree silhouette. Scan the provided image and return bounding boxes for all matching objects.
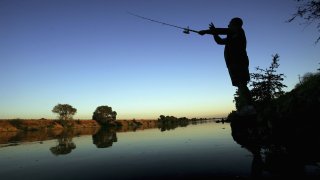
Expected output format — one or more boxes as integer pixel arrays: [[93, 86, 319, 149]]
[[52, 104, 77, 121], [92, 105, 117, 126], [249, 54, 287, 104]]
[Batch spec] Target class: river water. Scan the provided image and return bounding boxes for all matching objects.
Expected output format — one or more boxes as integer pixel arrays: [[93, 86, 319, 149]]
[[0, 120, 319, 179]]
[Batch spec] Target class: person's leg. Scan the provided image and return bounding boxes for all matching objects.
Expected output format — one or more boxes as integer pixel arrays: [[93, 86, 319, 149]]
[[237, 82, 256, 115], [238, 82, 252, 106]]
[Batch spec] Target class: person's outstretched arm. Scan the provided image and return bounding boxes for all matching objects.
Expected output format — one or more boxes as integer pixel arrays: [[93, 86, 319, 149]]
[[198, 29, 213, 35], [198, 22, 230, 35], [198, 23, 230, 45]]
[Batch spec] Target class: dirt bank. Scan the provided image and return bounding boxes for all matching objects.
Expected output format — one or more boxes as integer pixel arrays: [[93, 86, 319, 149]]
[[0, 119, 157, 132]]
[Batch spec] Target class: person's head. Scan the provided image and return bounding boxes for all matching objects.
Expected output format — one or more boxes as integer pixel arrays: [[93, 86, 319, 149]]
[[228, 17, 243, 30]]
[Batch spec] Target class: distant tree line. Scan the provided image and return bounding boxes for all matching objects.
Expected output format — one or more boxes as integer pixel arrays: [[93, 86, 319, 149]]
[[52, 104, 118, 127], [158, 115, 209, 123], [51, 104, 211, 129], [157, 115, 210, 131]]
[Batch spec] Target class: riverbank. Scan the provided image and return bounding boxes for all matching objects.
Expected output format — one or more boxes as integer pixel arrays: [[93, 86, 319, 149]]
[[0, 119, 157, 132]]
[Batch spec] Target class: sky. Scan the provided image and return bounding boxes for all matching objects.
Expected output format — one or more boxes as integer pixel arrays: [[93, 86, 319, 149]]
[[0, 0, 319, 120]]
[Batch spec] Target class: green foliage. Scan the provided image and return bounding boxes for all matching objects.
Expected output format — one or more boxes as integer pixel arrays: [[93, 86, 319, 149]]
[[92, 105, 117, 126], [249, 54, 287, 104], [52, 104, 77, 121]]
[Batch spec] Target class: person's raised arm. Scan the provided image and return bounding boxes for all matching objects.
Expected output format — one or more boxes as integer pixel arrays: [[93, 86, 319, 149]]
[[198, 23, 231, 36], [198, 22, 215, 35], [213, 28, 229, 35], [198, 29, 212, 35], [213, 34, 227, 45], [198, 23, 229, 45]]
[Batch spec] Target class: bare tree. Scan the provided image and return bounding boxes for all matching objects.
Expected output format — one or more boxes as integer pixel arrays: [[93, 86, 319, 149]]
[[288, 0, 320, 43]]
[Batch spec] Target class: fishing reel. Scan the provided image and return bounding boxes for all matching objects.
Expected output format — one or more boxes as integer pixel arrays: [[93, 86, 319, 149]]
[[183, 26, 190, 34]]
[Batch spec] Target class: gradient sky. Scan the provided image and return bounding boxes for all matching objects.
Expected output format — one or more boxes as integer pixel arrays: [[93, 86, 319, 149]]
[[0, 0, 319, 119]]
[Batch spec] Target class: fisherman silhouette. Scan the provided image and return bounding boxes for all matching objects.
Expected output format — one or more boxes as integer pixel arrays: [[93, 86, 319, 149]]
[[198, 17, 255, 115]]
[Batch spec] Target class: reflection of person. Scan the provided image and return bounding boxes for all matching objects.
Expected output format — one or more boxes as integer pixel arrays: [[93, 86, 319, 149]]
[[198, 18, 255, 115], [246, 145, 263, 178], [230, 119, 308, 178]]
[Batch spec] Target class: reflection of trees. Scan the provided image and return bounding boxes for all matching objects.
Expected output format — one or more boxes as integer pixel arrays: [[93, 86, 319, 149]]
[[92, 128, 117, 148], [158, 122, 189, 132], [157, 116, 213, 132], [50, 131, 76, 156], [158, 120, 212, 131], [157, 116, 189, 132], [230, 117, 320, 178]]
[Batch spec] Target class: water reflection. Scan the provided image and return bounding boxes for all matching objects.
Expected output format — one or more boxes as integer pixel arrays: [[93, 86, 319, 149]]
[[0, 119, 319, 179], [158, 119, 212, 132], [231, 117, 320, 178], [0, 128, 99, 147], [158, 121, 188, 132], [50, 131, 76, 156], [0, 120, 212, 148], [92, 128, 117, 148]]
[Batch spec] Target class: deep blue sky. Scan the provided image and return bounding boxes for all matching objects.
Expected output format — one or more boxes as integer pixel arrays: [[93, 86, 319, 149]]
[[0, 0, 318, 119]]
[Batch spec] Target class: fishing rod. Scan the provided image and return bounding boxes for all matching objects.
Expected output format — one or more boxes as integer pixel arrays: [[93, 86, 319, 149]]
[[127, 12, 199, 34]]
